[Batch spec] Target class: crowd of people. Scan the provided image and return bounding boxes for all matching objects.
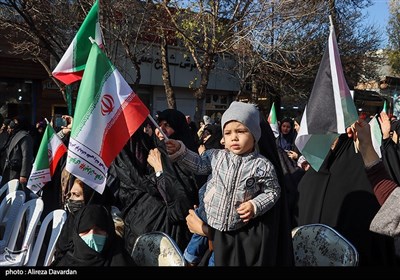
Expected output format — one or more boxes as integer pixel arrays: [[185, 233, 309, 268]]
[[2, 101, 400, 267]]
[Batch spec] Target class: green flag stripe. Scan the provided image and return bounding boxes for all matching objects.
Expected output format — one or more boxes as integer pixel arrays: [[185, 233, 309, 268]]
[[72, 43, 115, 136], [72, 0, 99, 72]]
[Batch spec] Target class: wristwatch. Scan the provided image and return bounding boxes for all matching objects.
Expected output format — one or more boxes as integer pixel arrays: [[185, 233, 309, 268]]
[[156, 171, 163, 177]]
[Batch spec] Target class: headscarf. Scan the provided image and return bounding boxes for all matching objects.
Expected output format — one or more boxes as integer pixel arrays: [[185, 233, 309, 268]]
[[51, 174, 115, 266], [157, 109, 198, 152], [111, 110, 199, 253], [277, 117, 296, 151], [55, 205, 134, 266], [201, 124, 223, 150]]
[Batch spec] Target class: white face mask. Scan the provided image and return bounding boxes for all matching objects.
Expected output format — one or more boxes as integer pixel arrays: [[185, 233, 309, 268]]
[[80, 233, 107, 252]]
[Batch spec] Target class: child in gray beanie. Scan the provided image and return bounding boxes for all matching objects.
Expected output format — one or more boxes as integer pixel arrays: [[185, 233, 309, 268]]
[[221, 101, 261, 142], [166, 101, 281, 266]]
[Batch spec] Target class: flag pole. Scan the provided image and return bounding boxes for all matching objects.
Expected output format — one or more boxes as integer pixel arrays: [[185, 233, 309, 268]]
[[90, 36, 167, 143], [147, 114, 169, 140]]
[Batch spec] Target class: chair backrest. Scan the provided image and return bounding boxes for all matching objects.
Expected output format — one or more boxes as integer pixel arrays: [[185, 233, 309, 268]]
[[2, 198, 44, 266], [0, 179, 20, 203], [131, 231, 185, 266], [0, 191, 26, 253], [26, 209, 67, 266], [292, 223, 359, 266]]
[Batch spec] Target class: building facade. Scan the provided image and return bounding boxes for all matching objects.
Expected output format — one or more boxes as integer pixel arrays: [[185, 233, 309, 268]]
[[0, 32, 240, 126]]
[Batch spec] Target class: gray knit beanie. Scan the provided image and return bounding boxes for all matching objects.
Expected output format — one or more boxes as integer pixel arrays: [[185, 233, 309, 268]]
[[221, 101, 261, 142]]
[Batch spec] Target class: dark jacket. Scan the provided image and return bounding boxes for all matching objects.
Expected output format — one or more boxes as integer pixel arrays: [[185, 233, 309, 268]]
[[1, 129, 33, 185]]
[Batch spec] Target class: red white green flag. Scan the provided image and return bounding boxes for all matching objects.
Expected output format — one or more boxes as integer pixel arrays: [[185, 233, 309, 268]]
[[27, 124, 67, 193], [369, 115, 382, 159], [52, 0, 102, 85], [268, 102, 279, 138], [66, 42, 149, 194]]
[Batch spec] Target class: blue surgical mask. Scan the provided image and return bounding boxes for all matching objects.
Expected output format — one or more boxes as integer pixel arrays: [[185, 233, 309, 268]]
[[80, 233, 107, 252]]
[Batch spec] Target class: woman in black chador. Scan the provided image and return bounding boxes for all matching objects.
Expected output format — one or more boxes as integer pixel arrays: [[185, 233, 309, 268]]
[[109, 109, 199, 253], [296, 134, 397, 266]]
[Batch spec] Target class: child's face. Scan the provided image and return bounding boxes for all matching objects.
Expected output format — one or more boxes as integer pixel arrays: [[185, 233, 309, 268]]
[[223, 121, 254, 155]]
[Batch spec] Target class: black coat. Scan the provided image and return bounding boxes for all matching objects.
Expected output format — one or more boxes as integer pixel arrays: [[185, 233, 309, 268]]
[[296, 134, 397, 266], [112, 110, 199, 254]]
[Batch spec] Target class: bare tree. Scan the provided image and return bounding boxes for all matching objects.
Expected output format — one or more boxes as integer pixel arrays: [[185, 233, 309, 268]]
[[0, 0, 382, 117], [0, 0, 97, 102], [160, 0, 255, 122], [231, 0, 381, 114]]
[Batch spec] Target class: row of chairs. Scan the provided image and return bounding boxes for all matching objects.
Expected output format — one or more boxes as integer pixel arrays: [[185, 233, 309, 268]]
[[0, 182, 67, 266], [0, 179, 359, 266], [131, 224, 359, 266]]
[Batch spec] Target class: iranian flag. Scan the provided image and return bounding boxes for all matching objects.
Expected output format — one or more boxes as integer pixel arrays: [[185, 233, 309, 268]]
[[52, 0, 102, 85], [295, 19, 358, 171], [268, 102, 279, 138], [27, 124, 67, 193], [66, 42, 149, 194], [369, 115, 382, 159]]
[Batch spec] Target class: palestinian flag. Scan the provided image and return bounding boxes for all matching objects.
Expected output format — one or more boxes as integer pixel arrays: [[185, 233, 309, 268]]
[[66, 42, 149, 194], [268, 102, 279, 138], [27, 124, 67, 193], [52, 0, 102, 85], [295, 21, 358, 171]]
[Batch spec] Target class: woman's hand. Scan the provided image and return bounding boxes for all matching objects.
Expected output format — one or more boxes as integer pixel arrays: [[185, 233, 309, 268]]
[[61, 115, 73, 136], [287, 150, 298, 161], [378, 111, 391, 140], [165, 139, 181, 155], [147, 148, 163, 172], [349, 119, 380, 167], [198, 144, 206, 155], [186, 208, 209, 237]]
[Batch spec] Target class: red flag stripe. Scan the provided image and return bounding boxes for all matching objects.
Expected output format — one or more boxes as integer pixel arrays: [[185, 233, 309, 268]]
[[49, 144, 68, 175], [100, 94, 149, 166]]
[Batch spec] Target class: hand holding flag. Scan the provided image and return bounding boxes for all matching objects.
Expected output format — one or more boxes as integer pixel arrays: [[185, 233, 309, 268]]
[[295, 17, 358, 171]]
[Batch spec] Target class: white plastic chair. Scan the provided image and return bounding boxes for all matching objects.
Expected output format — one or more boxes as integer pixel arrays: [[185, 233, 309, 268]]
[[26, 209, 67, 266], [0, 191, 26, 254], [131, 231, 185, 266], [0, 179, 20, 201], [0, 198, 44, 266], [292, 223, 359, 266]]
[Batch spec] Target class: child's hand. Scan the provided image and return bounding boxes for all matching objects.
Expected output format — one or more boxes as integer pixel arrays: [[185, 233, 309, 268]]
[[237, 201, 254, 223], [165, 139, 180, 154]]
